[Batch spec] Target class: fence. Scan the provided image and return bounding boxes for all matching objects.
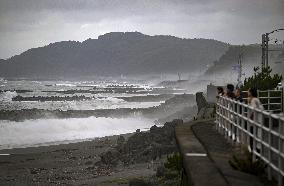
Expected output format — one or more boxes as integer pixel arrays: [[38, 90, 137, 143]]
[[242, 89, 283, 113], [216, 96, 284, 186]]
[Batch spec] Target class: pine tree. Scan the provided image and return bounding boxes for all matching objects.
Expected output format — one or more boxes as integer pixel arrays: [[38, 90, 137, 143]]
[[241, 66, 282, 91]]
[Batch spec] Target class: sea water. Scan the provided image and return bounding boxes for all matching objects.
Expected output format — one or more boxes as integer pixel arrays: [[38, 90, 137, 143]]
[[0, 80, 184, 149]]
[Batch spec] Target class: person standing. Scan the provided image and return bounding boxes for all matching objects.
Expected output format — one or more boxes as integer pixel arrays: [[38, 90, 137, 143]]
[[235, 88, 243, 103], [248, 88, 263, 117], [217, 87, 224, 98], [247, 88, 263, 152], [226, 84, 235, 99]]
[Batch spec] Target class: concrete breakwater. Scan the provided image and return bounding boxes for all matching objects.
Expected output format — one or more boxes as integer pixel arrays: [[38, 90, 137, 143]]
[[0, 94, 196, 121], [11, 94, 174, 102], [12, 95, 96, 102]]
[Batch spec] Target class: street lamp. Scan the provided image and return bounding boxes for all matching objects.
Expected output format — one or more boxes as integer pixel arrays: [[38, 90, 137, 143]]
[[261, 28, 284, 68]]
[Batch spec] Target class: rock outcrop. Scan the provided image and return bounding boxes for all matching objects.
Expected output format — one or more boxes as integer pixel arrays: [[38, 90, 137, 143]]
[[99, 119, 181, 166], [195, 92, 215, 119], [196, 92, 208, 112]]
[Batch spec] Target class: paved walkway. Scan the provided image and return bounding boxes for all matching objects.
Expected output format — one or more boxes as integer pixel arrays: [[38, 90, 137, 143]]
[[176, 119, 263, 186]]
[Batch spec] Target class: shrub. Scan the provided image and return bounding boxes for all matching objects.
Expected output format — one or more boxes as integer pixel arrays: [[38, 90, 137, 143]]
[[164, 153, 183, 172], [229, 147, 266, 176]]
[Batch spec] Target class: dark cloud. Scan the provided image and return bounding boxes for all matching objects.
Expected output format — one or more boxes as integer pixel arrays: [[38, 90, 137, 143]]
[[0, 0, 283, 58]]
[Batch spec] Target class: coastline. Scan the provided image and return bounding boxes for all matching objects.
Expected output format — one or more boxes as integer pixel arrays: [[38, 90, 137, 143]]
[[0, 132, 150, 185], [0, 120, 181, 185], [0, 133, 134, 154], [0, 87, 197, 185]]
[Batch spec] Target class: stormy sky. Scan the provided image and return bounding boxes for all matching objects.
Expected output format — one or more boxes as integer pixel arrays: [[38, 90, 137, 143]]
[[0, 0, 283, 59]]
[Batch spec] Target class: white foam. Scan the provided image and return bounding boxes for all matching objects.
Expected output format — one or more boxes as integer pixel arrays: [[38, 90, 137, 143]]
[[0, 91, 17, 102], [0, 117, 153, 149], [97, 97, 124, 103], [55, 83, 76, 87]]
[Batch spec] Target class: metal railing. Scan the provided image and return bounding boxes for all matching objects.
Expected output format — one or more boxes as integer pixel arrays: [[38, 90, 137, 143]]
[[242, 89, 283, 113], [216, 96, 284, 186]]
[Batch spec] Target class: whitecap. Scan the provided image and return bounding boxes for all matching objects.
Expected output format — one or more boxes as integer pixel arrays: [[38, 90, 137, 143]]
[[0, 91, 17, 102], [0, 117, 154, 149]]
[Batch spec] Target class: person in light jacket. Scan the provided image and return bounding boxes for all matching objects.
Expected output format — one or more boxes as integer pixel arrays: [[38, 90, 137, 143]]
[[247, 88, 263, 152]]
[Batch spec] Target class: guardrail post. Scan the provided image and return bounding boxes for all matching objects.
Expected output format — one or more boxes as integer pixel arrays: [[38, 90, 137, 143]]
[[217, 101, 222, 134], [236, 102, 240, 143], [268, 115, 272, 180], [224, 99, 228, 139], [247, 107, 251, 151], [281, 88, 283, 113], [268, 90, 271, 112], [278, 118, 283, 186], [241, 104, 245, 144], [229, 101, 232, 140], [252, 109, 257, 162]]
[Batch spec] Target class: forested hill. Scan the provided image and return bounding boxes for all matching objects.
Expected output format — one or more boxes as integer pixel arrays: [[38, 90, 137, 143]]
[[0, 32, 229, 78]]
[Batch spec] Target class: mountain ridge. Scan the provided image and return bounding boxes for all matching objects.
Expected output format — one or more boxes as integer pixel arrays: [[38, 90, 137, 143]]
[[0, 32, 229, 78]]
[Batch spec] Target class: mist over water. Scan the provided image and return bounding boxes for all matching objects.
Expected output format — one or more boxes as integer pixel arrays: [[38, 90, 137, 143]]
[[0, 117, 154, 150]]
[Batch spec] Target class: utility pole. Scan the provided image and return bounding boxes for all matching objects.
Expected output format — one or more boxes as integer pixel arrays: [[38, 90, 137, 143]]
[[237, 52, 243, 86], [261, 33, 269, 68], [261, 28, 284, 68], [236, 46, 245, 88]]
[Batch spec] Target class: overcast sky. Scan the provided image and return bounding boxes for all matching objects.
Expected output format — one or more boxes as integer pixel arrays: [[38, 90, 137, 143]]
[[0, 0, 283, 59]]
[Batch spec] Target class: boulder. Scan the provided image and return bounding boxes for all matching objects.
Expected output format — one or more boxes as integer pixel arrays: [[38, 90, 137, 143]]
[[197, 107, 216, 119], [156, 165, 166, 177], [195, 92, 216, 119], [125, 132, 152, 152], [116, 135, 125, 146], [203, 107, 215, 118], [99, 120, 179, 165], [99, 149, 121, 165], [129, 178, 155, 186], [196, 92, 208, 112]]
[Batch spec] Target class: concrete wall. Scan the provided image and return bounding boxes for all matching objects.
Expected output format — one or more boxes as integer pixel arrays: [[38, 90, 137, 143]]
[[206, 84, 218, 103]]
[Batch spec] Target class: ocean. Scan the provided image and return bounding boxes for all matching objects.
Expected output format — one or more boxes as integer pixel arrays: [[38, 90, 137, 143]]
[[0, 79, 186, 149]]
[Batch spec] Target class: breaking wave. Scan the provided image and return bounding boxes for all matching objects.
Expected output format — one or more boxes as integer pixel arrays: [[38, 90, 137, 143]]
[[0, 91, 17, 102], [0, 117, 153, 149]]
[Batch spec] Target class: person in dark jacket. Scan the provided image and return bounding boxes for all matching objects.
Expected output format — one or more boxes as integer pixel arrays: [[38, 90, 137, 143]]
[[217, 87, 224, 96], [235, 88, 243, 103], [226, 84, 235, 99]]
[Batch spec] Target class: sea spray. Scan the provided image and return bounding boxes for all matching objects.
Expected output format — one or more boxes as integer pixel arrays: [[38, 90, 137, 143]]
[[0, 117, 154, 149], [0, 91, 17, 102]]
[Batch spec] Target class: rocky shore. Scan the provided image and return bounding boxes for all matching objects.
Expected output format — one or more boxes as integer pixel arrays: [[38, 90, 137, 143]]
[[0, 92, 202, 185], [98, 119, 180, 166], [0, 119, 182, 186]]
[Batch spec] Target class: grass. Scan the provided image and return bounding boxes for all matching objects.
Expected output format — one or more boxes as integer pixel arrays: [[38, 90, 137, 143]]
[[229, 147, 266, 176]]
